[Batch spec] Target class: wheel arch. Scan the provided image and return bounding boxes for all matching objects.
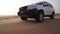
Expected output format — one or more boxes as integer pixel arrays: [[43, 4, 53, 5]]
[[38, 9, 44, 16], [52, 11, 55, 15]]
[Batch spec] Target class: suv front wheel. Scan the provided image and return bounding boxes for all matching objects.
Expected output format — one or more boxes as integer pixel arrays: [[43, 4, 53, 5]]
[[35, 12, 44, 22], [50, 12, 55, 19], [20, 17, 27, 21]]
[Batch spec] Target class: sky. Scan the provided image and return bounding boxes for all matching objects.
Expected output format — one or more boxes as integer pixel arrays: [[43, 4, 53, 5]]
[[0, 0, 60, 16]]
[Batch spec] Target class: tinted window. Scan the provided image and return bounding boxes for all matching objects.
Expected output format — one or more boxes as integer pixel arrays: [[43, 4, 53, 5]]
[[49, 4, 53, 8], [43, 4, 49, 7], [43, 2, 49, 7], [35, 2, 43, 5]]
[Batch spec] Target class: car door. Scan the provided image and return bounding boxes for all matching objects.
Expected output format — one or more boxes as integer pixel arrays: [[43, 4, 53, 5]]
[[43, 3, 50, 15], [48, 4, 54, 15]]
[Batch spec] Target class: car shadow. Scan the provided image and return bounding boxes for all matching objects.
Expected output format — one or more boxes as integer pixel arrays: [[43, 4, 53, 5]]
[[22, 18, 60, 24]]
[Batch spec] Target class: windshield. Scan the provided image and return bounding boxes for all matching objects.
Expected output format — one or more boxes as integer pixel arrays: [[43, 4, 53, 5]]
[[35, 2, 43, 5]]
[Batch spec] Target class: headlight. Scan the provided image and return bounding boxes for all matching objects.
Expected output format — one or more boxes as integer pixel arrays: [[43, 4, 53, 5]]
[[19, 6, 27, 11]]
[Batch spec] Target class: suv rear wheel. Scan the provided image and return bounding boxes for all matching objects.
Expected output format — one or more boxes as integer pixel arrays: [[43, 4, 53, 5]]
[[50, 12, 55, 19]]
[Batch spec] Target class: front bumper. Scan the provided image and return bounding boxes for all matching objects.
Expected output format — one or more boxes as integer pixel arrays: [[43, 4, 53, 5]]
[[18, 9, 37, 17]]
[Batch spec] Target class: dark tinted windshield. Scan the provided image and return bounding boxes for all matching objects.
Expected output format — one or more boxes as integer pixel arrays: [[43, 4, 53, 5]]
[[35, 2, 43, 5]]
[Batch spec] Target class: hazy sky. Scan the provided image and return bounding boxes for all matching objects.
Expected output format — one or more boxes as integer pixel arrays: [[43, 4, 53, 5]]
[[0, 0, 60, 16]]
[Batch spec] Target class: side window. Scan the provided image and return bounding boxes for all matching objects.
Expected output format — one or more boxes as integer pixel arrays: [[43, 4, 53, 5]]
[[49, 4, 53, 8], [43, 3, 49, 7]]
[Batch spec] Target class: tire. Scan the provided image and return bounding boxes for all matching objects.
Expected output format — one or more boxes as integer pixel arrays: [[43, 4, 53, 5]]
[[35, 12, 44, 22], [21, 17, 27, 21], [50, 12, 55, 19]]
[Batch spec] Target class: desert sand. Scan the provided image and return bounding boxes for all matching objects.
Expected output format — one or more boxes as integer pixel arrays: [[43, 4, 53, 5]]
[[0, 14, 60, 34]]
